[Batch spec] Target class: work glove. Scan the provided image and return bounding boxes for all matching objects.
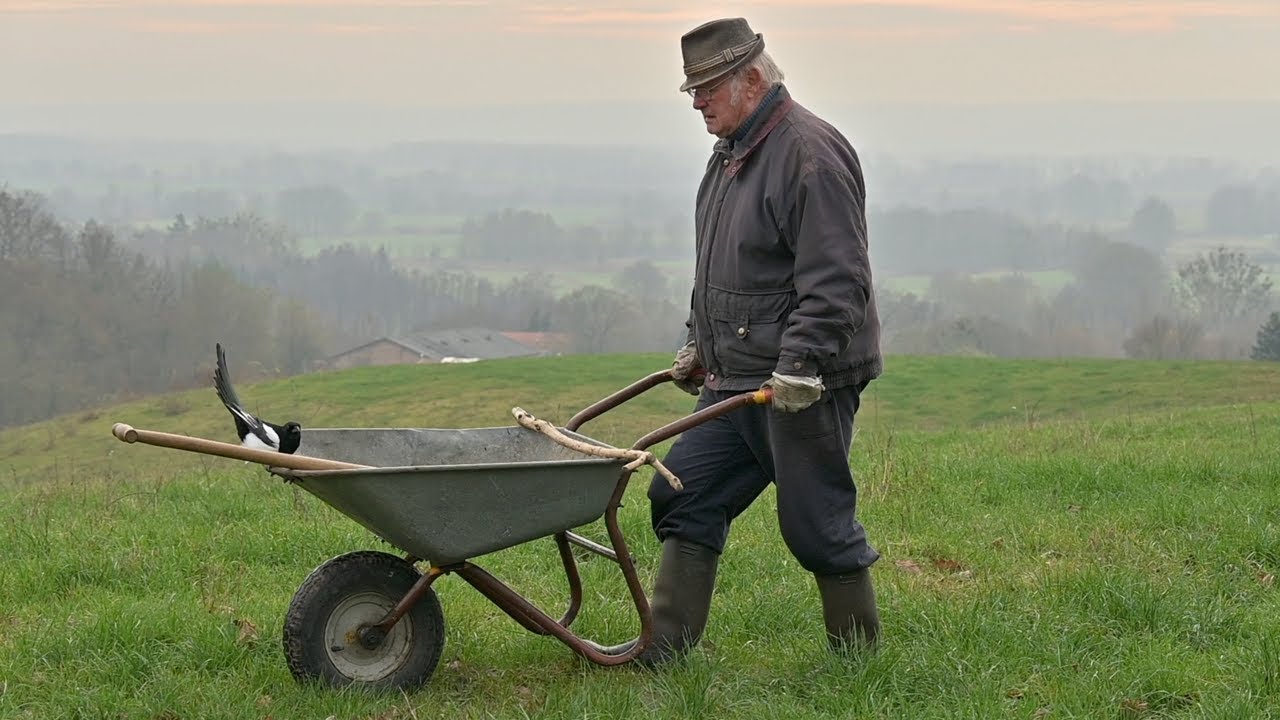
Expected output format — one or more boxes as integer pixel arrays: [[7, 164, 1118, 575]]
[[762, 372, 824, 412], [670, 341, 704, 396]]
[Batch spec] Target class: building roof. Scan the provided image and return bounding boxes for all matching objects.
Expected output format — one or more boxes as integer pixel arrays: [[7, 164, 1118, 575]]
[[499, 331, 573, 354], [330, 327, 549, 363], [398, 327, 543, 361]]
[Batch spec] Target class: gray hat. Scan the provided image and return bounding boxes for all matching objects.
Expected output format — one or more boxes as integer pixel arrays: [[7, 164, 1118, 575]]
[[679, 17, 765, 92]]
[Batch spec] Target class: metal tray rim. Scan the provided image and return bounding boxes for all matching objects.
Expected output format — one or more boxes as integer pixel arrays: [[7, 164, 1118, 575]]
[[275, 455, 625, 479]]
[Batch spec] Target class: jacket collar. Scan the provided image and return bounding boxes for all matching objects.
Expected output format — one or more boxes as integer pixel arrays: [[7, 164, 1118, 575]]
[[712, 83, 795, 176], [728, 82, 784, 145]]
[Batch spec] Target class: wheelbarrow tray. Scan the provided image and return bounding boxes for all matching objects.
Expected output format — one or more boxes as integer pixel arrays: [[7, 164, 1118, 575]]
[[274, 427, 628, 566]]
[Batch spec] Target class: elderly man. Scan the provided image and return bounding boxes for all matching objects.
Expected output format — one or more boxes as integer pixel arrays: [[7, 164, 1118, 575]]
[[626, 17, 884, 667]]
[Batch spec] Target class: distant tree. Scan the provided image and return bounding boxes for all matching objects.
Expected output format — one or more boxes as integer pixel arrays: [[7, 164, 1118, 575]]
[[0, 187, 69, 263], [275, 184, 355, 237], [493, 272, 557, 331], [909, 315, 1030, 358], [1062, 238, 1168, 337], [458, 209, 563, 262], [275, 298, 330, 374], [875, 288, 945, 352], [165, 187, 238, 220], [1054, 173, 1133, 224], [1175, 246, 1273, 326], [1251, 312, 1280, 361], [1205, 185, 1264, 235], [554, 285, 638, 354], [1128, 196, 1177, 252], [614, 260, 669, 305], [1123, 315, 1205, 360], [925, 272, 1043, 333]]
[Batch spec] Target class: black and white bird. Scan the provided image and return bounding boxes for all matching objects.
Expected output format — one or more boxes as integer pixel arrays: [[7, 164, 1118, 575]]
[[213, 342, 302, 454]]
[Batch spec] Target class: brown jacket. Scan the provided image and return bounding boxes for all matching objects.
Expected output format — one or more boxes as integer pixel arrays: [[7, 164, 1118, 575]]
[[686, 84, 882, 392]]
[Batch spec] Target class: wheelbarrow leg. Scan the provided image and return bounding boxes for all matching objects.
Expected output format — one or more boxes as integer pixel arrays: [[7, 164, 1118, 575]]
[[450, 478, 655, 666], [452, 558, 650, 667], [361, 565, 449, 648], [504, 532, 586, 636]]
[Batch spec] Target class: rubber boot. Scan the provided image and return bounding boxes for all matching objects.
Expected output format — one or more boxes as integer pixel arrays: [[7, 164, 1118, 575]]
[[815, 567, 881, 653], [597, 537, 720, 668], [638, 537, 720, 666]]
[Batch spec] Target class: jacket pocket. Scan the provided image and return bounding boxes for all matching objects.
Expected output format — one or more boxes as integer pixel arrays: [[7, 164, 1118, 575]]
[[706, 287, 794, 376]]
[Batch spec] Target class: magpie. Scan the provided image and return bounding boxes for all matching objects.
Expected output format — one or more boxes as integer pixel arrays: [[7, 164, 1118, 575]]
[[213, 342, 302, 454]]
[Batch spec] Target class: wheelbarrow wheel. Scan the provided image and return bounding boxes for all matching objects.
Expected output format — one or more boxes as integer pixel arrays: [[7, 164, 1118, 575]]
[[282, 550, 445, 691]]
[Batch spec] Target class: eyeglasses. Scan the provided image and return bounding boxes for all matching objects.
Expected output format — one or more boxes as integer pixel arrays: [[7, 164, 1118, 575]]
[[686, 74, 733, 102]]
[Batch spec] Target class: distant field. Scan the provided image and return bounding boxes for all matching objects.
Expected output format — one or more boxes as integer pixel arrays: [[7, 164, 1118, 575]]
[[2, 353, 1279, 718], [880, 269, 1075, 297], [295, 230, 461, 257], [126, 206, 638, 260]]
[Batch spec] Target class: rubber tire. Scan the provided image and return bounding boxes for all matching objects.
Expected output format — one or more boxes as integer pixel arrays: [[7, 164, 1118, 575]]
[[282, 550, 445, 691]]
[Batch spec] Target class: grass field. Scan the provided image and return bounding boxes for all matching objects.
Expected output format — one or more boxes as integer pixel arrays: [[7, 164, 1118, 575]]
[[3, 354, 1279, 719]]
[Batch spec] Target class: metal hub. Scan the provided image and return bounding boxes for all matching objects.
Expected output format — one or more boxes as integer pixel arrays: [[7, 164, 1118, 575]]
[[324, 592, 414, 681]]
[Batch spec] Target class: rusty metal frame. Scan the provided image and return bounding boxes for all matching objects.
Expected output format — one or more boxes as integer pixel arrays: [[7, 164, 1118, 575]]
[[366, 370, 770, 666]]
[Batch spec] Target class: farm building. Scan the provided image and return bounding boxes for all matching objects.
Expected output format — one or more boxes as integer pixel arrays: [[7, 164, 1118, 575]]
[[325, 328, 571, 370]]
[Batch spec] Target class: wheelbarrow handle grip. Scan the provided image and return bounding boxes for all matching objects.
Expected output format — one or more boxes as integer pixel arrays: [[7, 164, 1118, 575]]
[[110, 422, 370, 471]]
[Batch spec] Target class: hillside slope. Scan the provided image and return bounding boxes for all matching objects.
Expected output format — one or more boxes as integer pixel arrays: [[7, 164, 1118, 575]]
[[4, 353, 1280, 485]]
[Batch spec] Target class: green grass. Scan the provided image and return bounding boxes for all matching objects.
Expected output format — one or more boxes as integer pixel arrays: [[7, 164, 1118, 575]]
[[9, 353, 1280, 483], [3, 354, 1280, 718]]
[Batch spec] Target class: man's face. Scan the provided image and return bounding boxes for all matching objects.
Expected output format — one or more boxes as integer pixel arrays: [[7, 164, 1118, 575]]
[[690, 72, 752, 138]]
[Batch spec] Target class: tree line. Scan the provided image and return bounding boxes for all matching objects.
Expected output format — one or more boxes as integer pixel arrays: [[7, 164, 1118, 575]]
[[878, 237, 1276, 361], [0, 188, 687, 428]]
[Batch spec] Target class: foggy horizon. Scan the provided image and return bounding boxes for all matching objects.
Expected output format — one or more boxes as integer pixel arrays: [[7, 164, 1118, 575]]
[[7, 98, 1280, 167], [5, 1, 1280, 162]]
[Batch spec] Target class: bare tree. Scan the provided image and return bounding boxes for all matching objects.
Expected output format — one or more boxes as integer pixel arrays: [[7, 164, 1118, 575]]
[[554, 285, 639, 353], [0, 187, 69, 265], [1176, 246, 1273, 326], [1123, 315, 1205, 360]]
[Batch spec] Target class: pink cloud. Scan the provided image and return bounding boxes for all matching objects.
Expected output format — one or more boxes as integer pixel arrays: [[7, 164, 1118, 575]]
[[762, 0, 1280, 32], [4, 0, 125, 10], [123, 18, 422, 34], [521, 8, 713, 26], [4, 0, 486, 11], [498, 0, 1280, 38]]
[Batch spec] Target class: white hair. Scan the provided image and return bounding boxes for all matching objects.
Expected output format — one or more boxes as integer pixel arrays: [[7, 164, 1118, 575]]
[[748, 51, 786, 85], [729, 51, 785, 106]]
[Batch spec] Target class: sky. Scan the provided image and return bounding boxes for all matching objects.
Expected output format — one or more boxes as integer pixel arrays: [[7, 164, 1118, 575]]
[[3, 1, 1280, 156]]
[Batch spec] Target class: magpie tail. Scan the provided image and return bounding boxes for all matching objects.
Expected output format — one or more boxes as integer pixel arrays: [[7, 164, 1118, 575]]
[[213, 342, 252, 437]]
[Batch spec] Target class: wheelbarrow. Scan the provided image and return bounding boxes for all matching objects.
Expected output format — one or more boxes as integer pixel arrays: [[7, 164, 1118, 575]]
[[110, 369, 771, 690]]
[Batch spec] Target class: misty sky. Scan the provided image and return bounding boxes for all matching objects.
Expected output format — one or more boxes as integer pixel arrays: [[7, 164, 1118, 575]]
[[3, 1, 1280, 155]]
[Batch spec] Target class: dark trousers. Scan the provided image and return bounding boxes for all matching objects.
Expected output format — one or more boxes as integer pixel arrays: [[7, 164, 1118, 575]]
[[647, 383, 880, 576]]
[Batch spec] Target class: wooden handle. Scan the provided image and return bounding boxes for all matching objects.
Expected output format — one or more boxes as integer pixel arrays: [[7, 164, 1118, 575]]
[[110, 422, 371, 471]]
